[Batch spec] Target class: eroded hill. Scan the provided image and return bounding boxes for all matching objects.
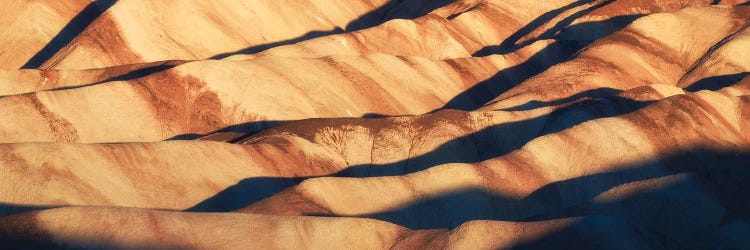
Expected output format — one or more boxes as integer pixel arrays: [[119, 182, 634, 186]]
[[0, 0, 749, 249]]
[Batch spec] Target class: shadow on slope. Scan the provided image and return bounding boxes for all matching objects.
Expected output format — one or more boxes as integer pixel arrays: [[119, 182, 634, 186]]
[[209, 28, 344, 59], [168, 113, 391, 142], [0, 212, 189, 250], [5, 150, 749, 250], [93, 61, 183, 83], [473, 0, 600, 56], [511, 153, 750, 249], [339, 92, 647, 177], [344, 0, 455, 31], [0, 62, 187, 99], [166, 119, 289, 141], [25, 61, 187, 96], [355, 148, 749, 248], [684, 72, 749, 92], [490, 215, 653, 249], [496, 88, 622, 111], [187, 93, 650, 212], [0, 203, 58, 217], [210, 0, 454, 59], [444, 14, 642, 111], [21, 0, 117, 69]]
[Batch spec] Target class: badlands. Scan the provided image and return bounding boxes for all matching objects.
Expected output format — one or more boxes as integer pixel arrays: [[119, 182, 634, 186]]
[[0, 0, 749, 249]]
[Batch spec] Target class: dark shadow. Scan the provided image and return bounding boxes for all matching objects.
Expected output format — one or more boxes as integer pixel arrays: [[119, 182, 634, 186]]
[[186, 177, 307, 212], [39, 61, 184, 94], [497, 87, 621, 111], [504, 215, 652, 249], [0, 240, 59, 250], [361, 113, 390, 118], [345, 0, 454, 31], [94, 61, 181, 83], [165, 134, 203, 141], [210, 0, 454, 59], [444, 41, 576, 111], [166, 120, 288, 142], [518, 0, 616, 50], [341, 95, 652, 177], [353, 148, 749, 249], [187, 93, 651, 212], [472, 0, 630, 57], [21, 0, 118, 69], [1, 242, 185, 250], [473, 0, 598, 56], [683, 23, 750, 79], [0, 215, 189, 250], [446, 3, 481, 20], [513, 154, 750, 249], [0, 203, 58, 217], [209, 28, 344, 59], [169, 113, 394, 142], [684, 72, 749, 92], [445, 14, 642, 111], [0, 61, 190, 100]]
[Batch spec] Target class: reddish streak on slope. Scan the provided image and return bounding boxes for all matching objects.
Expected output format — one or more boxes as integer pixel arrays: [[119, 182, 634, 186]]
[[21, 94, 79, 143], [131, 71, 226, 135], [44, 13, 141, 69]]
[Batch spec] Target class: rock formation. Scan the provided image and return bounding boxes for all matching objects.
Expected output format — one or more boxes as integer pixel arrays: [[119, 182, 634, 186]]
[[0, 0, 749, 249]]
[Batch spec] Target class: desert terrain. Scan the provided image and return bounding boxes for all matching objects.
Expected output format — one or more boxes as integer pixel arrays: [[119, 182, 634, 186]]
[[0, 0, 749, 249]]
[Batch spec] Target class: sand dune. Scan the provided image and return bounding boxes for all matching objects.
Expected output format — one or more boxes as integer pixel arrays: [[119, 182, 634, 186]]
[[1, 1, 749, 249]]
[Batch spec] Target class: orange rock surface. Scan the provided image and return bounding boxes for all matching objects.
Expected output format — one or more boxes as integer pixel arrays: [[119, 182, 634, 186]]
[[1, 0, 749, 249]]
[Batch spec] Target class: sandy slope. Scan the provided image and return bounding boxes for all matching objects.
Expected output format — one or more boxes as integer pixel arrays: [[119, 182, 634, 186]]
[[483, 6, 750, 110], [37, 0, 468, 69], [0, 54, 515, 143], [0, 206, 653, 249], [0, 6, 747, 144], [228, 0, 692, 60], [0, 90, 747, 248], [0, 0, 91, 68], [0, 82, 744, 213], [241, 92, 750, 246], [29, 0, 730, 69]]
